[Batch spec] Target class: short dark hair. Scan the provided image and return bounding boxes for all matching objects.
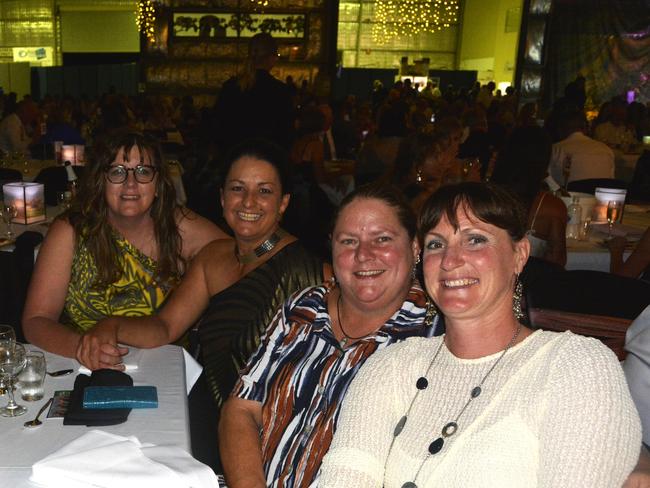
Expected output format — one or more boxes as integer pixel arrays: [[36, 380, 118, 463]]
[[221, 138, 292, 195], [333, 183, 417, 241], [418, 182, 527, 244]]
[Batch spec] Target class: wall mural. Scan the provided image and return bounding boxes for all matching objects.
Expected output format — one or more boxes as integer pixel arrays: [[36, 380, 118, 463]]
[[172, 12, 306, 38]]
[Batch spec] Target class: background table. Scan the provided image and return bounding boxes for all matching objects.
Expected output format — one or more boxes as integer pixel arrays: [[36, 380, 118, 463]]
[[0, 345, 189, 488], [566, 204, 649, 272]]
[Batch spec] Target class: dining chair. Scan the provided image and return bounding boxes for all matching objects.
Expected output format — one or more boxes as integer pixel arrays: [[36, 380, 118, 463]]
[[523, 267, 650, 321], [34, 166, 85, 206], [567, 178, 627, 194], [0, 168, 23, 198], [629, 150, 650, 201], [527, 308, 631, 360]]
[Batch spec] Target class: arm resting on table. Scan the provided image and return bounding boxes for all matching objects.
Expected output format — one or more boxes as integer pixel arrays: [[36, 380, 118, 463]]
[[22, 219, 79, 357], [219, 397, 266, 488], [76, 249, 213, 370]]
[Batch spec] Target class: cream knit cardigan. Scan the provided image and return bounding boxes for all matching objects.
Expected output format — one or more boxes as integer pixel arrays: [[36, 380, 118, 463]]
[[319, 330, 641, 488]]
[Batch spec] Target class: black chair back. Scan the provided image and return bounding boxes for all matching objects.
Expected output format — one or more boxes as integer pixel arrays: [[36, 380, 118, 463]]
[[523, 267, 650, 321], [34, 166, 85, 206], [629, 150, 650, 201], [0, 168, 23, 199], [567, 178, 627, 194], [0, 231, 44, 343]]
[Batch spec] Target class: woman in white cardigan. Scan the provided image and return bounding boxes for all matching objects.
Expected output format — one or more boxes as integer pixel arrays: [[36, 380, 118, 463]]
[[319, 182, 641, 488]]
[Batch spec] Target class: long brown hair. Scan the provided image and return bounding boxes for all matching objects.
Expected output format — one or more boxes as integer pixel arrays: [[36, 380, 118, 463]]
[[66, 130, 184, 286]]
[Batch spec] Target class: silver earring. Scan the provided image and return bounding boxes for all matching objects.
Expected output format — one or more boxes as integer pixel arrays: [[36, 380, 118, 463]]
[[513, 274, 524, 321], [412, 254, 421, 279]]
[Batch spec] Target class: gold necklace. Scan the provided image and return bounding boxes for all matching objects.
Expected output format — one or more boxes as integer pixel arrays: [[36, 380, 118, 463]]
[[336, 293, 372, 348]]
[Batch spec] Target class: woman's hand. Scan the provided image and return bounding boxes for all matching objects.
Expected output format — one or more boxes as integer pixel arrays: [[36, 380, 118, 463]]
[[622, 447, 650, 488], [76, 318, 128, 371], [607, 236, 628, 254]]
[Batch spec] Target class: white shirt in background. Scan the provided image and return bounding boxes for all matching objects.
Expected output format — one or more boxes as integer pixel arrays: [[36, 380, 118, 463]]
[[549, 131, 615, 186]]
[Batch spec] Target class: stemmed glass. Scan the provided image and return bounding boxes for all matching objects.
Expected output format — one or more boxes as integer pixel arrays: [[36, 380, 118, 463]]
[[0, 203, 17, 239], [606, 200, 623, 238], [0, 325, 16, 395], [0, 340, 27, 416]]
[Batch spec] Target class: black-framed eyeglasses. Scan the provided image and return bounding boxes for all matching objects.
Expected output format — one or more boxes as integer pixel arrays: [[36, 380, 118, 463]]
[[105, 165, 158, 184]]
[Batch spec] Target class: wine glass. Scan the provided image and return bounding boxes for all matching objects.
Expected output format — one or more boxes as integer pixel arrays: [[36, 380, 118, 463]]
[[0, 325, 16, 395], [0, 203, 17, 239], [57, 191, 72, 210], [606, 200, 622, 238], [0, 340, 27, 416]]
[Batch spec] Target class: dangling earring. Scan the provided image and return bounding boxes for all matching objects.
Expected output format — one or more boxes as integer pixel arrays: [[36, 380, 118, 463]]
[[412, 253, 421, 279], [513, 274, 525, 321], [416, 169, 423, 183], [424, 298, 438, 327]]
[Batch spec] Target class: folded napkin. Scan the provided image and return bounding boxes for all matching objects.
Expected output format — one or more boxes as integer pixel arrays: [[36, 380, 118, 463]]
[[31, 430, 219, 488], [64, 369, 133, 426], [183, 349, 202, 394], [79, 347, 143, 374]]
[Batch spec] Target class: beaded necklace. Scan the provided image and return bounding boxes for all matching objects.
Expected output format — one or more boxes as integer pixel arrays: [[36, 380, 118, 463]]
[[391, 323, 522, 488]]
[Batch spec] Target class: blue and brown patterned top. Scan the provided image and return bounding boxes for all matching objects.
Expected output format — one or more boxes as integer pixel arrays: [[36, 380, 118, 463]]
[[232, 281, 441, 487], [62, 232, 176, 333]]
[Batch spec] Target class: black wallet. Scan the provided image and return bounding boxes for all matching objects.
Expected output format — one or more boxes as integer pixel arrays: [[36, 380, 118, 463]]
[[63, 369, 133, 426]]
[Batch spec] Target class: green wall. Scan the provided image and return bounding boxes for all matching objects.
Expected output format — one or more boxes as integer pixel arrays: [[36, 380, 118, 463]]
[[459, 0, 522, 86], [61, 11, 139, 53]]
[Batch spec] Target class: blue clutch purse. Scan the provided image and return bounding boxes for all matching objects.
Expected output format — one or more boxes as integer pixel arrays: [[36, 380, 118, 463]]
[[82, 386, 158, 409]]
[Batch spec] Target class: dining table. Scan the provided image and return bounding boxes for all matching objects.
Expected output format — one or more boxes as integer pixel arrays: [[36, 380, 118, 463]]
[[0, 344, 193, 488], [565, 203, 649, 272]]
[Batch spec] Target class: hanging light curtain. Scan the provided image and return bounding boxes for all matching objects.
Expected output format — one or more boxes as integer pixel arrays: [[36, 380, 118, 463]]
[[136, 0, 157, 42], [372, 0, 460, 44]]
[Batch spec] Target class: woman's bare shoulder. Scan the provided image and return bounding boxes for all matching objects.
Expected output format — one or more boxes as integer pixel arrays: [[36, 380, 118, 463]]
[[196, 238, 237, 261], [44, 216, 75, 243], [175, 208, 230, 257]]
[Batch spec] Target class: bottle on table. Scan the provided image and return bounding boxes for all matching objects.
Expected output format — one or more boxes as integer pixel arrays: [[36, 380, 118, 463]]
[[566, 196, 582, 239], [64, 161, 78, 201]]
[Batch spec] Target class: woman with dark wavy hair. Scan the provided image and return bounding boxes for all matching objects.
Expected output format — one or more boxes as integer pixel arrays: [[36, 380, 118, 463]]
[[23, 130, 226, 358]]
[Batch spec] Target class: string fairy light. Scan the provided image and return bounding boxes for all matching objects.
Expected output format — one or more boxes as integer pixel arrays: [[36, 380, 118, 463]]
[[136, 0, 157, 42], [372, 0, 460, 44]]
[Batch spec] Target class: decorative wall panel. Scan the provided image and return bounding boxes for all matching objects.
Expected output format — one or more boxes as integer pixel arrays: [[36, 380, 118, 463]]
[[337, 0, 460, 70], [143, 0, 334, 101]]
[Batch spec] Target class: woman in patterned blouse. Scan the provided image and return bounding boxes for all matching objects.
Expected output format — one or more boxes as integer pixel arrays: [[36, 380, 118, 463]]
[[23, 130, 225, 357], [219, 183, 442, 487]]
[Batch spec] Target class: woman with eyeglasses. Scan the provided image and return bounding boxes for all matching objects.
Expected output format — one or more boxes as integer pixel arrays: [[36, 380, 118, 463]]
[[22, 130, 227, 358]]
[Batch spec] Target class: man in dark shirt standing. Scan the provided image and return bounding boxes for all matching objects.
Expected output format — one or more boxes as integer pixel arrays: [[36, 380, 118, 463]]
[[213, 33, 294, 153]]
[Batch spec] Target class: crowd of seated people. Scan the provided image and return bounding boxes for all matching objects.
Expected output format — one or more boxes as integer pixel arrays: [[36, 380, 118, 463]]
[[9, 37, 650, 487]]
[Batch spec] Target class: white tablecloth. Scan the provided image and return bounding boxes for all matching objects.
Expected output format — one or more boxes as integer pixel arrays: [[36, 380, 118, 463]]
[[0, 345, 190, 488], [566, 238, 631, 272], [565, 204, 649, 272]]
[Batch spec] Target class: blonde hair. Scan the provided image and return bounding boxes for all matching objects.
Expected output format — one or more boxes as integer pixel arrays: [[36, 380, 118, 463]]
[[239, 33, 278, 92]]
